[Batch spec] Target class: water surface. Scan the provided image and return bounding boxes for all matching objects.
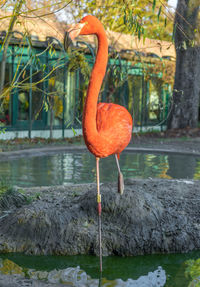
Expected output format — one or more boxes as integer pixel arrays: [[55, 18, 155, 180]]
[[1, 151, 200, 286], [1, 251, 199, 286], [0, 151, 200, 186]]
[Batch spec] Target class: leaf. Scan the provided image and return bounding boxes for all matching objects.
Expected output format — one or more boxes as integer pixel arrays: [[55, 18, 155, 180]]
[[182, 41, 187, 50], [22, 70, 26, 79], [157, 6, 162, 22], [190, 40, 195, 47], [44, 102, 48, 112], [138, 27, 141, 40], [152, 0, 156, 12], [0, 128, 6, 134], [72, 127, 77, 136], [75, 117, 82, 125]]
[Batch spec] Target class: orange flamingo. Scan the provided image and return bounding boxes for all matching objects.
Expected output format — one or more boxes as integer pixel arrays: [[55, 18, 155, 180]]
[[66, 15, 133, 272]]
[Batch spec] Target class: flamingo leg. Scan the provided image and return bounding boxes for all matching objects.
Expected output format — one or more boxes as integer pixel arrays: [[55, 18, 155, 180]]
[[96, 157, 102, 273], [115, 154, 124, 195]]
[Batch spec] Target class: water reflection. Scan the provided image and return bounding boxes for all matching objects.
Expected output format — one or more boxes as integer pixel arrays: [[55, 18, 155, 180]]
[[0, 257, 166, 286], [53, 265, 167, 286], [2, 252, 200, 286], [0, 152, 200, 187]]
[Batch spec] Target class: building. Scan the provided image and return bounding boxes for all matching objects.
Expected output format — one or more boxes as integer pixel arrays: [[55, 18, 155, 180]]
[[0, 12, 175, 139]]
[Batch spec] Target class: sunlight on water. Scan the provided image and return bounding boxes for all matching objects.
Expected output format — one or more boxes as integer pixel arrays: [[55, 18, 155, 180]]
[[0, 151, 200, 187]]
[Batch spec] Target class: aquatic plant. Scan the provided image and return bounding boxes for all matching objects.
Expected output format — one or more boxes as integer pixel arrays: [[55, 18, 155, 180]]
[[185, 258, 200, 287]]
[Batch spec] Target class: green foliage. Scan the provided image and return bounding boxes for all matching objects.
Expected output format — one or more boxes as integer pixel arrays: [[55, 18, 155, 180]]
[[67, 0, 174, 41], [71, 127, 77, 136], [0, 179, 29, 209], [25, 192, 41, 204], [0, 259, 24, 275], [185, 258, 200, 286], [68, 50, 90, 81], [0, 124, 6, 135], [0, 178, 12, 197]]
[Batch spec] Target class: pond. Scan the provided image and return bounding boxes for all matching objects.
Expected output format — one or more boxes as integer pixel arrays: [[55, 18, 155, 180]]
[[0, 251, 199, 286], [1, 149, 200, 286], [0, 150, 200, 186]]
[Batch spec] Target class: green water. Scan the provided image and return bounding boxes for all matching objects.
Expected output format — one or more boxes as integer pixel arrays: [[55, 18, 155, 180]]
[[1, 151, 200, 285], [1, 251, 200, 286], [0, 151, 200, 186]]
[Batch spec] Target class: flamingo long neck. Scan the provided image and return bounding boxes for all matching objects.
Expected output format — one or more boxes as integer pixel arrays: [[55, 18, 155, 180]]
[[82, 28, 108, 138]]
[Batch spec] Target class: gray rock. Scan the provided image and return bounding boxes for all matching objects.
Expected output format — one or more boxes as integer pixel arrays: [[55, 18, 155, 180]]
[[0, 273, 69, 287], [0, 179, 200, 256], [0, 258, 3, 268]]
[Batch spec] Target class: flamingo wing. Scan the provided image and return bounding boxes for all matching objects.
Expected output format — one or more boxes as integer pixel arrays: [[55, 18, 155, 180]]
[[96, 103, 133, 156]]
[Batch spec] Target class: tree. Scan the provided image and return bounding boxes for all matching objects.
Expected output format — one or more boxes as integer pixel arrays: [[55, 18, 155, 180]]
[[0, 0, 75, 137], [168, 0, 200, 129], [0, 0, 66, 96], [65, 0, 174, 41], [0, 0, 24, 94]]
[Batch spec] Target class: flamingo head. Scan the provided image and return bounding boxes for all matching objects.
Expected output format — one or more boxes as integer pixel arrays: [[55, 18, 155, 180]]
[[64, 15, 103, 50]]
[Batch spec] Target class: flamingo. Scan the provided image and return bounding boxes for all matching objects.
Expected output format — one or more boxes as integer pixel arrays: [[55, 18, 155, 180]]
[[66, 15, 133, 272]]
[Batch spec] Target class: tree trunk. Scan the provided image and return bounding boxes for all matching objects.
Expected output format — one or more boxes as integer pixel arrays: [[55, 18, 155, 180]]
[[168, 0, 200, 129], [0, 0, 23, 94]]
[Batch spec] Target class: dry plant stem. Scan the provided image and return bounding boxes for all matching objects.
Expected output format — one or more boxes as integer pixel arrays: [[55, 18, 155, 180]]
[[96, 157, 102, 273]]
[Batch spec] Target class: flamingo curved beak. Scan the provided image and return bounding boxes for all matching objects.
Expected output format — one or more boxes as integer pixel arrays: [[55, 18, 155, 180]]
[[64, 23, 85, 51]]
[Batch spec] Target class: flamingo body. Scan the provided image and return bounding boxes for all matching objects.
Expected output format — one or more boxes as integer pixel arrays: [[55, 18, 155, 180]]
[[83, 102, 132, 158], [72, 15, 133, 159]]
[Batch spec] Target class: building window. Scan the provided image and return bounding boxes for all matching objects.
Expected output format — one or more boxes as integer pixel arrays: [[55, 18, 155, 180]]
[[17, 69, 44, 121], [48, 68, 65, 127], [64, 69, 77, 127], [0, 63, 12, 126], [148, 78, 163, 122]]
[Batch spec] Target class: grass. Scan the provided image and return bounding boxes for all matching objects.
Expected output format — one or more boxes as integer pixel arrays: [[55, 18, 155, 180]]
[[0, 178, 31, 210]]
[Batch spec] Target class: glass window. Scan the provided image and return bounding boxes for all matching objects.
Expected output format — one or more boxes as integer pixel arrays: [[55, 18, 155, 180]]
[[47, 67, 64, 127], [102, 68, 144, 127], [0, 63, 12, 126], [17, 69, 43, 121], [18, 91, 29, 120], [77, 71, 88, 123], [126, 75, 143, 126], [148, 78, 163, 122], [32, 70, 44, 121], [64, 69, 77, 127]]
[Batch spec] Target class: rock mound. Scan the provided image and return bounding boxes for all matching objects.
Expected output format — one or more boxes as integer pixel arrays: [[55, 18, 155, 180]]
[[0, 179, 200, 256]]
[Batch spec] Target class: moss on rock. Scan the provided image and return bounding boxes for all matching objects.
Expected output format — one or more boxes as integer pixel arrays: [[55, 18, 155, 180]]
[[0, 259, 24, 276]]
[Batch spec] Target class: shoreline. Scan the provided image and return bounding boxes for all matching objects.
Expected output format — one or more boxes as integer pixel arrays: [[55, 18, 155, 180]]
[[1, 138, 200, 161]]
